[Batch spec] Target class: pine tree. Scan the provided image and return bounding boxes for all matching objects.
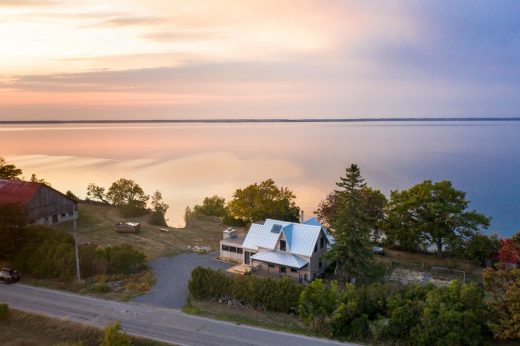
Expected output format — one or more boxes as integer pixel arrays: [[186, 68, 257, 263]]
[[327, 164, 374, 284]]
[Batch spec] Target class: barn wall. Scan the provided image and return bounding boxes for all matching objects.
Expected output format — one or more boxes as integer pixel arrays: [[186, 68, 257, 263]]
[[26, 186, 78, 224]]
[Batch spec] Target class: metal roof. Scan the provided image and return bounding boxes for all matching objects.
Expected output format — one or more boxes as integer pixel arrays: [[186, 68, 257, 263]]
[[304, 217, 336, 245], [250, 251, 308, 269], [242, 218, 328, 257], [303, 217, 321, 226], [0, 179, 41, 206]]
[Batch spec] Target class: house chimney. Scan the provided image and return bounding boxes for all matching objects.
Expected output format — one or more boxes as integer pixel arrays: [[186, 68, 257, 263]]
[[300, 210, 304, 223]]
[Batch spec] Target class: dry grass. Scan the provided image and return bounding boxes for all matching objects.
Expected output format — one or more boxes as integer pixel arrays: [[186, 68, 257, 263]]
[[374, 248, 484, 282], [184, 300, 310, 336], [53, 202, 244, 260], [0, 308, 167, 346]]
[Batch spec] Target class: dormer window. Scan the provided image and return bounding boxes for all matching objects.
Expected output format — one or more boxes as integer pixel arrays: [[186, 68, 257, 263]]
[[280, 239, 286, 251], [320, 236, 324, 249]]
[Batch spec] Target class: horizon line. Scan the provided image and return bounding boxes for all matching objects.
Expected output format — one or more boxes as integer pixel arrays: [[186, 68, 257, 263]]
[[1, 117, 520, 125]]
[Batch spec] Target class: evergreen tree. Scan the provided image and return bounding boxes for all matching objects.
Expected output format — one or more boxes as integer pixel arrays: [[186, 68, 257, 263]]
[[327, 164, 374, 284]]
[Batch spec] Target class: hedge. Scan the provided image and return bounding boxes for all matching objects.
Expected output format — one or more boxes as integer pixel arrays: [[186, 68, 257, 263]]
[[188, 266, 302, 313]]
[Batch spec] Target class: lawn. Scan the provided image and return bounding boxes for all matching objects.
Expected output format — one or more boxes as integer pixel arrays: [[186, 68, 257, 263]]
[[53, 202, 243, 260], [0, 308, 168, 346], [183, 300, 311, 337]]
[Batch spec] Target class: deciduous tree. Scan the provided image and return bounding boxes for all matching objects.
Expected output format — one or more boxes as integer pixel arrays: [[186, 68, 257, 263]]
[[86, 183, 109, 204], [106, 178, 149, 208], [384, 180, 490, 258], [227, 179, 300, 223], [483, 266, 520, 340], [498, 238, 520, 265], [0, 157, 22, 180], [148, 190, 169, 226], [193, 195, 227, 218]]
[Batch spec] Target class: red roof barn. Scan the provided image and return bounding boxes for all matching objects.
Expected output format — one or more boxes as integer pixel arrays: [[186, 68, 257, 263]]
[[0, 179, 77, 225]]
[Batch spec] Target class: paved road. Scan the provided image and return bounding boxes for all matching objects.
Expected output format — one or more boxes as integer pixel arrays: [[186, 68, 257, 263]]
[[0, 284, 356, 346], [134, 252, 232, 309]]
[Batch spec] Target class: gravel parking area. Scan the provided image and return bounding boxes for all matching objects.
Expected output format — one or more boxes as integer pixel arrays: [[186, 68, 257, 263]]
[[133, 251, 233, 309]]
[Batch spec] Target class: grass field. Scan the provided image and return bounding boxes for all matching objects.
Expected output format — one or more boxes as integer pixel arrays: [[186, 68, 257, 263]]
[[0, 308, 167, 346], [53, 202, 242, 260], [183, 300, 310, 337]]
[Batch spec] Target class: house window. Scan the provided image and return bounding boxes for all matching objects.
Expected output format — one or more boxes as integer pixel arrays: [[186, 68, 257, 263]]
[[319, 261, 322, 268], [268, 264, 275, 268], [314, 243, 317, 253], [237, 248, 243, 254], [229, 246, 237, 253], [61, 213, 66, 217], [279, 240, 286, 251], [290, 268, 298, 273], [280, 266, 286, 274], [52, 215, 58, 223], [222, 244, 230, 252], [320, 236, 324, 249]]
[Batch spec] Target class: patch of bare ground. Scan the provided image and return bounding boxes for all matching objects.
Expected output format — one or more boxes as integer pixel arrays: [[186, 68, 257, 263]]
[[0, 309, 167, 346], [53, 202, 245, 260], [374, 248, 484, 282]]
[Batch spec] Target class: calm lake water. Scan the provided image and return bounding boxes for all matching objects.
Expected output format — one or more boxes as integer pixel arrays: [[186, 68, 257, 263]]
[[1, 121, 519, 236]]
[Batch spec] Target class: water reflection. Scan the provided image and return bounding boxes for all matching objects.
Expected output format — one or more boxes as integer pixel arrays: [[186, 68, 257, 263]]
[[1, 122, 519, 235]]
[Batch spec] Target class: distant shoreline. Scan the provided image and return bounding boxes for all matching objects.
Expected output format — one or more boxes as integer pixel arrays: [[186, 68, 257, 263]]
[[1, 117, 520, 125]]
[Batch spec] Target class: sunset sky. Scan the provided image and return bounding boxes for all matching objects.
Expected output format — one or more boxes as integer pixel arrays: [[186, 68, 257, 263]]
[[1, 0, 519, 120]]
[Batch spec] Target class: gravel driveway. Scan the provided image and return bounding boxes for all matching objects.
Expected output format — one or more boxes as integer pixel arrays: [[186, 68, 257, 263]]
[[133, 251, 233, 309]]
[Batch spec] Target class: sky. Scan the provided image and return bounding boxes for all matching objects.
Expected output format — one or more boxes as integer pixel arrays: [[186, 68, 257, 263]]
[[0, 0, 519, 120]]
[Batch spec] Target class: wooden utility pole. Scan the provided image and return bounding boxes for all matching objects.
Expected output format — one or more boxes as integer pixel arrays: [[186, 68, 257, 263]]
[[73, 205, 81, 281]]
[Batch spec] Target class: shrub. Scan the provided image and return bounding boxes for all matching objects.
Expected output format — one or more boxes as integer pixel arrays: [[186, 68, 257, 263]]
[[91, 283, 111, 293], [222, 214, 246, 227], [0, 304, 9, 320], [409, 281, 490, 345], [95, 244, 146, 275], [118, 203, 149, 218], [100, 321, 132, 346], [188, 267, 302, 313], [148, 211, 167, 227], [65, 190, 80, 202], [13, 226, 77, 280]]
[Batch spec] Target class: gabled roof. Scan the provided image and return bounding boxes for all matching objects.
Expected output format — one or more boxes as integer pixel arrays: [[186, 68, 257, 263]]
[[0, 179, 41, 206], [303, 217, 321, 226], [251, 251, 308, 269], [304, 217, 336, 245], [242, 218, 329, 257]]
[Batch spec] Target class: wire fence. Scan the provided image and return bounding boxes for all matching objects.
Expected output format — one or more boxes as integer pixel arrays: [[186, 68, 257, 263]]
[[384, 261, 466, 286]]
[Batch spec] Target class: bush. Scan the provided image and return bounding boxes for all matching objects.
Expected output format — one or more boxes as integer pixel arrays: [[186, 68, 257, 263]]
[[222, 214, 246, 227], [13, 227, 146, 280], [0, 304, 9, 320], [148, 211, 167, 227], [13, 226, 77, 280], [118, 204, 149, 218], [65, 190, 80, 202], [188, 267, 302, 313], [95, 245, 146, 275], [100, 321, 132, 346]]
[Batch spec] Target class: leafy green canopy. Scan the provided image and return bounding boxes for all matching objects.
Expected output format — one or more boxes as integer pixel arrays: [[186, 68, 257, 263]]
[[0, 157, 23, 180], [384, 180, 490, 257], [227, 179, 300, 223]]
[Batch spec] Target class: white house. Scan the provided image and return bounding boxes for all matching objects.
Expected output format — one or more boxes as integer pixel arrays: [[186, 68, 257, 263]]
[[219, 217, 333, 283]]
